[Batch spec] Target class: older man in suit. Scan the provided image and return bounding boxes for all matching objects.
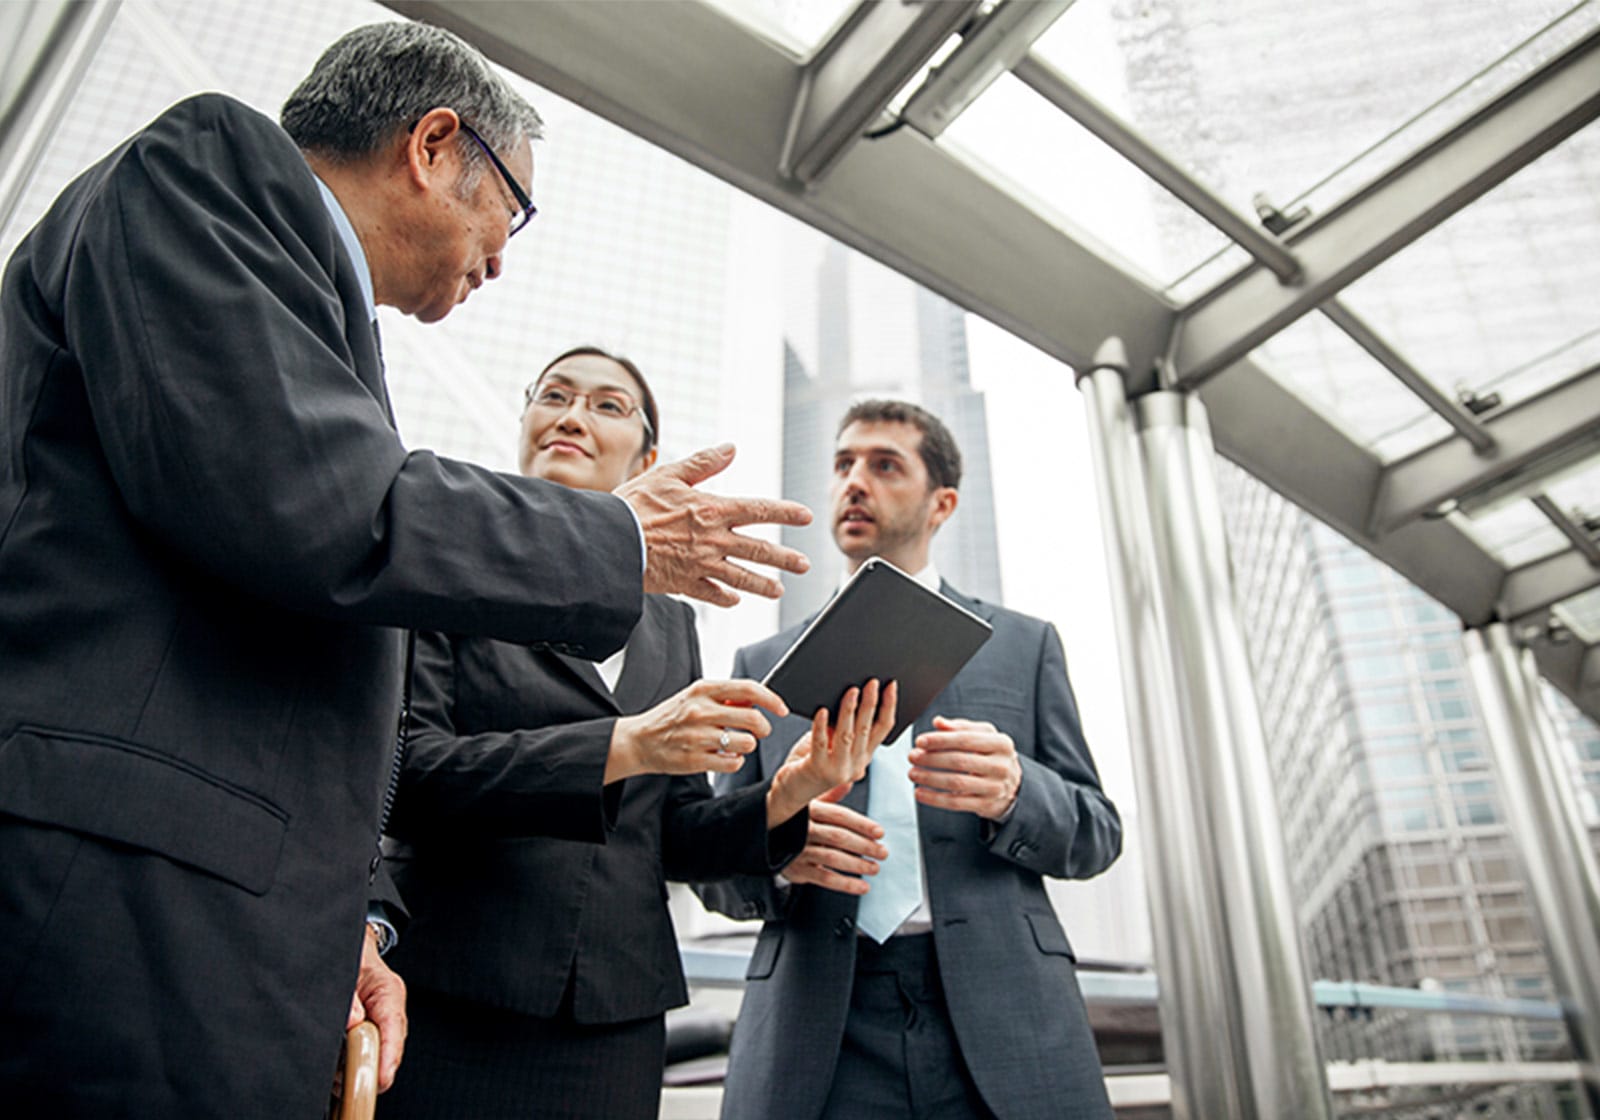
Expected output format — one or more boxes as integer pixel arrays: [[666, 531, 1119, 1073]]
[[698, 400, 1122, 1120], [0, 22, 807, 1117]]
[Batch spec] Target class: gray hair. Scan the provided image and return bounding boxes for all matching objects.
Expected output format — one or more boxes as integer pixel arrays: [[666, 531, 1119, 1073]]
[[280, 21, 542, 190]]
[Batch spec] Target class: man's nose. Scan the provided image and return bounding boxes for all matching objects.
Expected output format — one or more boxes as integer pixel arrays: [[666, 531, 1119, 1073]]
[[484, 251, 503, 282]]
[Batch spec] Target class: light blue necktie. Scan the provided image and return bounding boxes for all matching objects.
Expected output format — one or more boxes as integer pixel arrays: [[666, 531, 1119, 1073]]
[[856, 729, 924, 943]]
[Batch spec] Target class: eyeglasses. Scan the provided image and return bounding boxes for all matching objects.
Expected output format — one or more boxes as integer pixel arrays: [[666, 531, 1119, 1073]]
[[525, 381, 654, 442], [459, 121, 537, 237]]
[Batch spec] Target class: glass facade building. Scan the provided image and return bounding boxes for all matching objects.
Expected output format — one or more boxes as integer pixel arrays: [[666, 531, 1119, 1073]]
[[1218, 461, 1600, 1113]]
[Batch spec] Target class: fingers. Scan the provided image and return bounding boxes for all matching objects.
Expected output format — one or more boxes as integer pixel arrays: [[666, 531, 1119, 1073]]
[[912, 787, 994, 813], [783, 857, 873, 895], [928, 715, 997, 734], [696, 678, 790, 718], [915, 722, 1010, 755], [718, 496, 814, 532], [373, 995, 406, 1091], [809, 801, 886, 849], [705, 560, 788, 602], [870, 681, 899, 746], [810, 708, 829, 756], [660, 443, 736, 487], [908, 761, 1004, 797], [724, 525, 813, 567], [678, 577, 741, 609]]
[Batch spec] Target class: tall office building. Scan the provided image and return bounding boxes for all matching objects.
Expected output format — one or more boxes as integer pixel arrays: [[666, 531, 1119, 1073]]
[[1218, 461, 1600, 1082], [777, 239, 1004, 627]]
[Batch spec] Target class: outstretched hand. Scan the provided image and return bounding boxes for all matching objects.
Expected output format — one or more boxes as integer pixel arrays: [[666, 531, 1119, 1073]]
[[607, 678, 788, 782], [615, 444, 812, 607], [766, 680, 898, 827]]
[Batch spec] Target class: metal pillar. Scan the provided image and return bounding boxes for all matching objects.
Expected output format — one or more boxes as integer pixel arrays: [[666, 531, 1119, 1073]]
[[1077, 338, 1334, 1119], [0, 0, 120, 237], [1463, 623, 1600, 1112]]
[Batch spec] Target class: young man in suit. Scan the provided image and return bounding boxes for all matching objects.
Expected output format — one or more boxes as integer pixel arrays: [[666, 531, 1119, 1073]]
[[698, 400, 1123, 1120], [0, 22, 808, 1117]]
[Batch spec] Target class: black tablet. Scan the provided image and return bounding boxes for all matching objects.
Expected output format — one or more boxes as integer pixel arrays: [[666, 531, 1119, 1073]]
[[761, 558, 992, 743]]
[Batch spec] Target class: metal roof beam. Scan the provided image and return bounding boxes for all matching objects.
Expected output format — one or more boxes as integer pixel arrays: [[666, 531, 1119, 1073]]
[[1170, 25, 1600, 388], [779, 0, 979, 186], [1369, 363, 1600, 535], [383, 0, 1175, 379], [1318, 300, 1495, 454], [1502, 548, 1600, 626], [1011, 50, 1302, 284], [900, 0, 1074, 140]]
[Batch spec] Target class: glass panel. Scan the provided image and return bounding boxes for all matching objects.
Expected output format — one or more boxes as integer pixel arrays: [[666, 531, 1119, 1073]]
[[941, 71, 1220, 287], [1248, 308, 1452, 460], [1459, 500, 1569, 568], [1554, 585, 1600, 643], [1029, 0, 1586, 293], [1339, 125, 1600, 423], [698, 0, 859, 56], [1543, 455, 1600, 531]]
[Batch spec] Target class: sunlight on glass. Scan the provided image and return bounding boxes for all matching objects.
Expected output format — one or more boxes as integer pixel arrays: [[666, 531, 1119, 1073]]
[[1031, 0, 1585, 296], [698, 0, 858, 55]]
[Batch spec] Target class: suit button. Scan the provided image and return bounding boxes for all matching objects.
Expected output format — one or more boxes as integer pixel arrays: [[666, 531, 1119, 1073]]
[[834, 917, 855, 937], [743, 902, 759, 917]]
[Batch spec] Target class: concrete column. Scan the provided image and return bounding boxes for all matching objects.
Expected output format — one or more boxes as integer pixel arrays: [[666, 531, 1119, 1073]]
[[1077, 338, 1333, 1119]]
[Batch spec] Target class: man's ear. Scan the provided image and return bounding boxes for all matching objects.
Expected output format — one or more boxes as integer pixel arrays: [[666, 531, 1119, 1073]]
[[405, 106, 463, 189], [927, 486, 959, 533]]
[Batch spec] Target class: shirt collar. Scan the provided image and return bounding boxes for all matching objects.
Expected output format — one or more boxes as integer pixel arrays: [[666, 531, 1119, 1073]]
[[840, 559, 941, 594], [312, 173, 376, 321]]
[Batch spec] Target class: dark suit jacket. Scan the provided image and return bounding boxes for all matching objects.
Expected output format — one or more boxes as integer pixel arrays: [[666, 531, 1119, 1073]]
[[0, 94, 641, 1116], [697, 584, 1122, 1120], [385, 595, 807, 1025]]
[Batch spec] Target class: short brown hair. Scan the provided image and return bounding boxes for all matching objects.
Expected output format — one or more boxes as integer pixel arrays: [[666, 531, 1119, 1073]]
[[837, 399, 961, 491]]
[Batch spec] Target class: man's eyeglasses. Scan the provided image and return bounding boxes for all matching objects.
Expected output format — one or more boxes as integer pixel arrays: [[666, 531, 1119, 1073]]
[[525, 382, 654, 442], [459, 121, 537, 237]]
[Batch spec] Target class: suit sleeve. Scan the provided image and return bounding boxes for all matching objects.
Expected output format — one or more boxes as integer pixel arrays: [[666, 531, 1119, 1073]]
[[982, 623, 1122, 879], [64, 100, 639, 657], [659, 775, 807, 882], [385, 631, 621, 843], [658, 610, 807, 881], [690, 643, 801, 921]]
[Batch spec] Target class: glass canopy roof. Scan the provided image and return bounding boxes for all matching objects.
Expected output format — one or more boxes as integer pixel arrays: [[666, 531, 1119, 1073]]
[[13, 0, 1581, 719], [368, 0, 1600, 725]]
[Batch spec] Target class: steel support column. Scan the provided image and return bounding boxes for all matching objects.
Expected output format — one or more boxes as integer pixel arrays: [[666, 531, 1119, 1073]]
[[0, 0, 119, 237], [1463, 623, 1600, 1112], [1078, 338, 1333, 1119]]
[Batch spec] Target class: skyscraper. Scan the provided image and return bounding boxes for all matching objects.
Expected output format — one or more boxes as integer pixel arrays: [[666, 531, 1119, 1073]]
[[777, 239, 1004, 627], [1217, 461, 1599, 1088]]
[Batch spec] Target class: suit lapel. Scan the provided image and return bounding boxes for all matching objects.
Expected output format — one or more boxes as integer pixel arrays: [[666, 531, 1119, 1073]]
[[552, 651, 622, 712], [548, 598, 674, 714], [614, 598, 673, 711]]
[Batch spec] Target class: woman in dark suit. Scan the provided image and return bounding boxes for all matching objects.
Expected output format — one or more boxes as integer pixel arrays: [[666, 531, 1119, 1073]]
[[380, 346, 895, 1119]]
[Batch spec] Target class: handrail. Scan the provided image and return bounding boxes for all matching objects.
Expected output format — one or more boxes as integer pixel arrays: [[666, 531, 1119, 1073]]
[[678, 944, 1564, 1021]]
